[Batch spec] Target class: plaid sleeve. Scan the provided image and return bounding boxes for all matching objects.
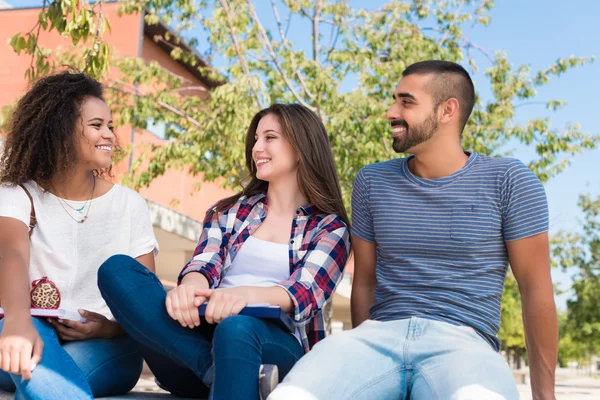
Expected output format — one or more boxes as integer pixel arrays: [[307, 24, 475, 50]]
[[178, 206, 227, 287], [277, 216, 350, 324]]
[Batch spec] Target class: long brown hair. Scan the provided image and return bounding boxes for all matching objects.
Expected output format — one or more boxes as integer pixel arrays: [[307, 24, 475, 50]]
[[215, 103, 350, 228]]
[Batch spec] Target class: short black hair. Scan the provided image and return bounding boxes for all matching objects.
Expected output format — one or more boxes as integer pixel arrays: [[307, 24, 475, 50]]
[[402, 60, 475, 132]]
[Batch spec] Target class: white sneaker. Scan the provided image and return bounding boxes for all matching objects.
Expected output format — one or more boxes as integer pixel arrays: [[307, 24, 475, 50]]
[[259, 364, 279, 400]]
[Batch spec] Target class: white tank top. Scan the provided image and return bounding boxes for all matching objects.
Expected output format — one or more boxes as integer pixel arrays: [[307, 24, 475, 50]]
[[219, 236, 290, 288], [219, 236, 302, 344]]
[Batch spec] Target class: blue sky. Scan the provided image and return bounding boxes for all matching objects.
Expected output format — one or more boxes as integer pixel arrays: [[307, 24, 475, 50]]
[[8, 0, 600, 307]]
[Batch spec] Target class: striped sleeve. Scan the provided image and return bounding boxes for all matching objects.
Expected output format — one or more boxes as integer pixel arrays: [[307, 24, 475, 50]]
[[351, 168, 375, 242], [501, 160, 549, 241], [277, 216, 350, 324], [178, 206, 227, 287]]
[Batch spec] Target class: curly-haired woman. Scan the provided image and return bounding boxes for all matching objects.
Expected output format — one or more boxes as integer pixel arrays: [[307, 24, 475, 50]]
[[0, 71, 158, 400]]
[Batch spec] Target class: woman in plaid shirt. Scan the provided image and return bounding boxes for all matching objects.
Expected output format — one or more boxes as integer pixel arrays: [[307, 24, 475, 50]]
[[98, 103, 351, 400]]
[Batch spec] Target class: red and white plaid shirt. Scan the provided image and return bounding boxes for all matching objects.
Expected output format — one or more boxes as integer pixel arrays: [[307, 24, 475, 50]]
[[178, 193, 350, 352]]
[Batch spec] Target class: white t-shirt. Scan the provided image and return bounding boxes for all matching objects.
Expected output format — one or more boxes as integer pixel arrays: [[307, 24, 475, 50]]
[[0, 181, 159, 319]]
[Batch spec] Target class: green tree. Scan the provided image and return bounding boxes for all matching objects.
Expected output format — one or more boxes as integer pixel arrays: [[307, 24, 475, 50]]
[[498, 272, 526, 367], [6, 0, 600, 339], [553, 193, 600, 365], [8, 0, 598, 198], [557, 311, 591, 368]]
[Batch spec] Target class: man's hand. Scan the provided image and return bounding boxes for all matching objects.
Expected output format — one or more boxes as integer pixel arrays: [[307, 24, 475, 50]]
[[0, 319, 43, 380], [47, 310, 122, 341], [198, 288, 247, 324]]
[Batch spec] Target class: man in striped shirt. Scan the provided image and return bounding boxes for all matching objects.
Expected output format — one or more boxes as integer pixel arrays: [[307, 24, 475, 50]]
[[270, 60, 557, 400]]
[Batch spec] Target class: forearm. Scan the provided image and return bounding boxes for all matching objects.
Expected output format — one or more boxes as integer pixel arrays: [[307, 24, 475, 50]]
[[180, 271, 211, 290], [101, 320, 125, 339], [222, 286, 294, 313], [522, 287, 558, 400], [0, 250, 32, 323], [351, 284, 375, 327]]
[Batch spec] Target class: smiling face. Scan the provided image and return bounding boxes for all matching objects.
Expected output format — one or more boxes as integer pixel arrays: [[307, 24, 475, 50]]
[[386, 74, 440, 154], [74, 96, 116, 170], [252, 113, 299, 184]]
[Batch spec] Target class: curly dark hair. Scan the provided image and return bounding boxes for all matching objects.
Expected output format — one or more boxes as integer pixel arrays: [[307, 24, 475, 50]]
[[0, 71, 115, 187]]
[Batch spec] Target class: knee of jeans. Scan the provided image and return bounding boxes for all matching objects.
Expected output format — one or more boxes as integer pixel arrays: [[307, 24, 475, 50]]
[[98, 254, 137, 290], [213, 315, 259, 346], [30, 317, 57, 337]]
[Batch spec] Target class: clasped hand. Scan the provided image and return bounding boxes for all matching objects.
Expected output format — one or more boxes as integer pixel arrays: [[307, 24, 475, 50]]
[[166, 285, 247, 328]]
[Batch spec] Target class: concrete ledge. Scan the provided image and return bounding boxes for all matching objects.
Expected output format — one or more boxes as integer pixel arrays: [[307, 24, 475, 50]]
[[146, 199, 203, 243]]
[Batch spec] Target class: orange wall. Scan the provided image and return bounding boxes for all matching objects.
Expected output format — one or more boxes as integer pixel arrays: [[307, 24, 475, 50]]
[[0, 4, 233, 222], [0, 4, 140, 107]]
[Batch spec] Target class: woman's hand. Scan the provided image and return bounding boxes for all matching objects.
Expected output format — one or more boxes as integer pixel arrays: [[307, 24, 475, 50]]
[[0, 319, 43, 380], [47, 310, 123, 341], [200, 288, 247, 324], [166, 284, 207, 328], [166, 273, 211, 328]]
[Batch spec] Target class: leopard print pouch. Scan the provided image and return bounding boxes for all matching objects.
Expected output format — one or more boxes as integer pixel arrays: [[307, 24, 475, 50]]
[[30, 277, 61, 309]]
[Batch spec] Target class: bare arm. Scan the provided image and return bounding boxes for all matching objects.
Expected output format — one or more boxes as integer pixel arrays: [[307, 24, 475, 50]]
[[0, 217, 43, 380], [506, 232, 557, 400], [350, 236, 377, 327], [135, 251, 156, 273], [220, 286, 294, 312], [0, 217, 32, 323]]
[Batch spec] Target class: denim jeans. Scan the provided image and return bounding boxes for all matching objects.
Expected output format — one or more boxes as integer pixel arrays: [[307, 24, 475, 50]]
[[269, 318, 519, 400], [0, 317, 142, 400], [97, 254, 304, 400]]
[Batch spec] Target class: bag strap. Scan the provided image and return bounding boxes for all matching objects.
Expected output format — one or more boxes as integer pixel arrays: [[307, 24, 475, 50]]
[[19, 184, 37, 238]]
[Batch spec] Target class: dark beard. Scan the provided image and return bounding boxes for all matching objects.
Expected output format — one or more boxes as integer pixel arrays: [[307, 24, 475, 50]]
[[392, 113, 439, 153]]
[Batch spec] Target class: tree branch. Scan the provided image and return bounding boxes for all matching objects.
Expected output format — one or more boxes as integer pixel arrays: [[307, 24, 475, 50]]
[[106, 81, 204, 129], [270, 0, 315, 99], [284, 9, 293, 37], [463, 40, 495, 64], [514, 101, 550, 109], [438, 0, 464, 47], [325, 1, 344, 63], [218, 0, 263, 109], [245, 0, 313, 110], [312, 0, 323, 118], [172, 86, 209, 94], [300, 7, 313, 21], [86, 0, 104, 71], [313, 0, 322, 65], [28, 0, 48, 75], [271, 0, 287, 44]]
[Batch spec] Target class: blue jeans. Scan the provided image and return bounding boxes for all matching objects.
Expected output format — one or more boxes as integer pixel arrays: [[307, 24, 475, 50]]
[[97, 254, 304, 400], [269, 318, 519, 400], [0, 317, 142, 400]]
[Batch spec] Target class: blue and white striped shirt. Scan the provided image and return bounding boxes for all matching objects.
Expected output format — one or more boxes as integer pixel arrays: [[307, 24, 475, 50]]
[[351, 152, 548, 350]]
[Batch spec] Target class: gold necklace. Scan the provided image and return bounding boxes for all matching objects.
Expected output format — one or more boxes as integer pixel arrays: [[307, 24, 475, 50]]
[[53, 176, 96, 224], [59, 178, 95, 212]]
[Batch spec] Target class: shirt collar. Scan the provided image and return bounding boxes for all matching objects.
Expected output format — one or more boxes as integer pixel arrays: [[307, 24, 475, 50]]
[[247, 193, 318, 216]]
